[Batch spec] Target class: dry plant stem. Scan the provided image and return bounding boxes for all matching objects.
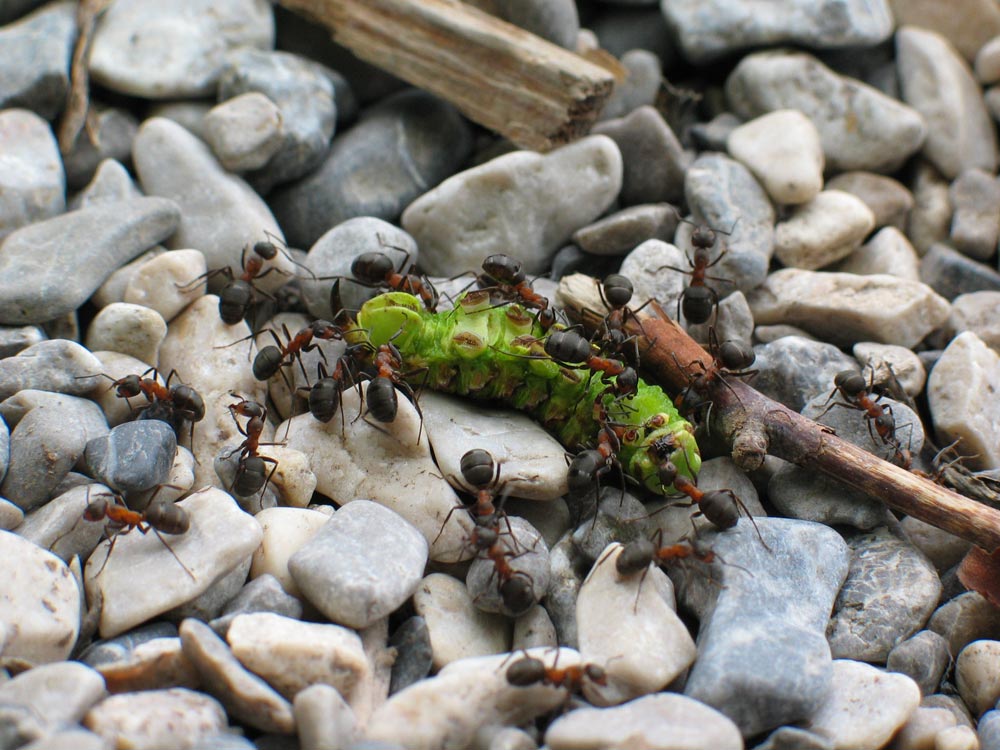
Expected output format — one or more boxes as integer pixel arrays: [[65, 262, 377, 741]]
[[58, 0, 111, 155], [558, 273, 1000, 552], [275, 0, 615, 151]]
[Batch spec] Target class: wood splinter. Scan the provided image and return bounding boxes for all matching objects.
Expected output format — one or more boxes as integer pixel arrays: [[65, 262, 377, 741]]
[[558, 273, 1000, 553]]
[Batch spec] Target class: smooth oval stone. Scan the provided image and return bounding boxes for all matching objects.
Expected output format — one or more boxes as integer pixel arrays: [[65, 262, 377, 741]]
[[492, 0, 578, 48], [412, 573, 511, 669], [767, 461, 886, 530], [466, 516, 550, 617], [0, 324, 45, 359], [133, 117, 293, 290], [0, 197, 181, 324], [227, 612, 368, 701], [773, 191, 876, 270], [403, 134, 623, 277], [94, 635, 200, 693], [249, 506, 328, 598], [0, 661, 106, 724], [122, 249, 207, 323], [289, 500, 428, 629], [0, 530, 80, 663], [0, 339, 104, 401], [271, 89, 474, 249], [928, 592, 1000, 656], [0, 498, 21, 529], [83, 687, 227, 749], [84, 420, 176, 493], [72, 157, 143, 211], [78, 620, 179, 666], [0, 109, 65, 240], [512, 604, 557, 652], [837, 227, 920, 281], [203, 91, 284, 172], [84, 302, 167, 367], [728, 110, 824, 205], [389, 616, 434, 695], [927, 331, 1000, 470], [179, 617, 295, 734], [677, 518, 851, 737], [747, 269, 951, 348], [897, 26, 999, 179], [0, 3, 76, 120], [956, 639, 1000, 716], [571, 203, 680, 257], [85, 486, 263, 638], [545, 693, 743, 750], [210, 573, 303, 636], [662, 0, 892, 63], [725, 49, 926, 173], [804, 660, 921, 748], [598, 48, 662, 121], [89, 0, 273, 98]]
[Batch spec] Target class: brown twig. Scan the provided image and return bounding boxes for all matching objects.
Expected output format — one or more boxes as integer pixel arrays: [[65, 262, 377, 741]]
[[558, 273, 1000, 552], [58, 0, 112, 156], [275, 0, 616, 151]]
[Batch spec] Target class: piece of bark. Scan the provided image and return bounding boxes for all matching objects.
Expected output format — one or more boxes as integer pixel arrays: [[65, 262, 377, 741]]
[[58, 0, 112, 155], [558, 273, 1000, 552], [275, 0, 615, 151]]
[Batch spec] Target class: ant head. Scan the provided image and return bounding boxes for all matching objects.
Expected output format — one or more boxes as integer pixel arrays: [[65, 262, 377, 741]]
[[460, 449, 497, 489], [657, 460, 678, 487], [567, 450, 603, 493], [690, 225, 717, 250], [83, 494, 113, 522], [615, 539, 655, 576], [584, 663, 608, 685], [114, 374, 143, 398], [601, 273, 634, 308]]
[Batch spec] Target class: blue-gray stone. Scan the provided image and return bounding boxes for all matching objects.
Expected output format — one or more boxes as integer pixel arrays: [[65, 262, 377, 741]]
[[70, 158, 143, 210], [63, 109, 139, 190], [217, 48, 337, 194], [683, 152, 775, 292], [0, 661, 106, 725], [545, 531, 584, 648], [920, 243, 1000, 302], [590, 8, 673, 61], [572, 203, 679, 257], [0, 325, 45, 358], [751, 337, 858, 412], [0, 1, 75, 120], [752, 726, 834, 750], [493, 0, 578, 49], [827, 528, 942, 662], [0, 340, 103, 401], [572, 487, 652, 562], [599, 49, 662, 121], [978, 709, 1000, 750], [0, 414, 8, 485], [767, 462, 887, 530], [0, 197, 180, 324], [676, 518, 850, 737], [0, 391, 107, 511], [210, 573, 303, 637], [78, 621, 179, 667], [0, 108, 65, 241], [270, 89, 474, 248], [388, 615, 433, 695], [886, 630, 951, 696], [85, 420, 177, 493]]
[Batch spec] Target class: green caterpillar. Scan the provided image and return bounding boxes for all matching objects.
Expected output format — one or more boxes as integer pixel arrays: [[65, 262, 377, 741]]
[[354, 291, 701, 495]]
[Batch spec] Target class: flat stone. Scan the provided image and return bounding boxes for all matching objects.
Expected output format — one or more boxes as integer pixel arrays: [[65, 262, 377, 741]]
[[683, 152, 776, 292], [85, 486, 263, 638], [928, 592, 1000, 655], [0, 339, 105, 402], [84, 420, 176, 493], [0, 197, 180, 324], [289, 500, 427, 629], [0, 2, 75, 120], [726, 50, 926, 174], [411, 573, 511, 669], [805, 660, 921, 749], [836, 227, 920, 281], [908, 162, 954, 254], [83, 687, 227, 750], [78, 621, 178, 666], [271, 89, 473, 249], [0, 659, 105, 727], [747, 269, 951, 348], [576, 543, 696, 706], [84, 302, 167, 370], [927, 331, 1000, 470], [0, 530, 79, 664], [774, 191, 875, 270], [293, 683, 357, 750], [89, 0, 273, 98], [227, 612, 368, 702], [897, 26, 999, 178], [180, 617, 294, 734], [466, 516, 550, 617], [571, 203, 679, 256], [421, 390, 570, 501], [920, 242, 1000, 301], [203, 91, 284, 172], [64, 111, 139, 191], [277, 385, 475, 563], [0, 324, 44, 359], [211, 574, 303, 633], [950, 291, 1000, 350], [249, 507, 328, 598], [545, 693, 743, 750], [94, 636, 201, 693], [132, 117, 292, 290], [826, 172, 914, 231], [750, 336, 859, 412], [403, 135, 622, 276], [122, 249, 208, 323], [949, 168, 1000, 261], [900, 517, 972, 573], [678, 518, 850, 737], [727, 110, 823, 205], [592, 105, 688, 205], [661, 0, 892, 63], [827, 529, 942, 662], [0, 109, 64, 241], [72, 157, 142, 211], [92, 247, 162, 310]]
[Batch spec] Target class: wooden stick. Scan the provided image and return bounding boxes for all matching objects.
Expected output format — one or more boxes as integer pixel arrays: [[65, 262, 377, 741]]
[[275, 0, 615, 151], [558, 273, 1000, 552]]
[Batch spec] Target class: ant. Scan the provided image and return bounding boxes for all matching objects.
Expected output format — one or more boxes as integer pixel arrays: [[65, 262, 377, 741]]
[[479, 536, 537, 616], [566, 400, 639, 500], [329, 247, 439, 313], [590, 273, 652, 363], [433, 449, 516, 548], [673, 330, 756, 424], [82, 488, 194, 580], [224, 395, 281, 499], [178, 237, 307, 325], [657, 219, 735, 325], [504, 650, 608, 696], [297, 348, 366, 426], [543, 330, 637, 397], [817, 369, 900, 450], [251, 319, 347, 387], [96, 368, 205, 444], [475, 253, 556, 328]]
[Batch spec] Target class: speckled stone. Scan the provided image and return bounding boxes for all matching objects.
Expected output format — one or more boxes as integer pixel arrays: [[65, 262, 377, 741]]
[[836, 227, 920, 282], [0, 109, 65, 240], [955, 639, 1000, 715], [0, 3, 75, 120], [83, 687, 228, 749], [920, 243, 1000, 301], [825, 172, 914, 231]]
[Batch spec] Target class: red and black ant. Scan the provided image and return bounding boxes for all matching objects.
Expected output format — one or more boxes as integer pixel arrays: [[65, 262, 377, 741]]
[[566, 400, 640, 500], [479, 536, 537, 616], [82, 488, 194, 580], [504, 650, 608, 694], [95, 368, 205, 445], [329, 246, 439, 314], [224, 394, 282, 499], [658, 220, 735, 325], [673, 330, 756, 424], [433, 449, 517, 548], [817, 369, 901, 451], [590, 273, 653, 363], [473, 253, 557, 329], [251, 319, 347, 386]]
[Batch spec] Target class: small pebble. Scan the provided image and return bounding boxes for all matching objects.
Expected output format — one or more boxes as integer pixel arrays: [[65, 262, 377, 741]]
[[598, 49, 662, 120], [0, 324, 45, 359], [388, 616, 433, 695], [466, 516, 550, 617], [0, 338, 104, 401], [836, 227, 921, 282], [949, 168, 1000, 261], [18, 728, 110, 750], [773, 190, 875, 270], [768, 461, 886, 530], [753, 727, 834, 750], [15, 482, 110, 562], [750, 336, 859, 412], [0, 3, 75, 120], [0, 108, 64, 240], [956, 639, 1000, 716], [825, 171, 914, 231], [950, 291, 1000, 350], [83, 687, 228, 750], [928, 592, 1000, 656], [250, 506, 328, 598], [122, 249, 208, 323], [0, 660, 106, 724], [71, 156, 143, 209], [492, 0, 578, 49], [294, 683, 357, 750], [512, 604, 558, 652], [889, 706, 957, 750], [211, 574, 303, 635], [203, 91, 285, 172], [900, 517, 972, 573], [919, 243, 1000, 301], [64, 111, 139, 191], [84, 419, 177, 493], [908, 162, 953, 255], [571, 203, 679, 256], [572, 487, 654, 562], [95, 636, 200, 693]]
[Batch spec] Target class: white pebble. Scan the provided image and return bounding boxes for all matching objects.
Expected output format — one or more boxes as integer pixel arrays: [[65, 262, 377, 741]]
[[123, 249, 208, 322], [774, 190, 876, 270], [84, 302, 167, 367], [836, 227, 920, 281], [83, 687, 227, 749], [250, 506, 328, 598], [956, 639, 1000, 716]]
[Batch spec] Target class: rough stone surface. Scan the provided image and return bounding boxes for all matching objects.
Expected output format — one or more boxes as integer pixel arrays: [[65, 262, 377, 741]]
[[773, 191, 876, 270], [836, 227, 920, 282], [84, 420, 176, 493], [83, 687, 227, 750], [0, 3, 75, 121]]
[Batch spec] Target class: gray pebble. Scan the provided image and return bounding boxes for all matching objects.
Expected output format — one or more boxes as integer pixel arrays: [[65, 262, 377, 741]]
[[388, 615, 433, 695], [217, 48, 338, 193], [1, 394, 108, 511], [85, 420, 176, 493], [826, 171, 914, 232], [168, 556, 251, 623], [949, 168, 1000, 261], [887, 630, 952, 695], [63, 109, 139, 190], [70, 159, 143, 212], [78, 621, 179, 667], [767, 461, 887, 530], [593, 105, 688, 205], [0, 197, 180, 324], [599, 49, 662, 120], [493, 0, 578, 49], [836, 226, 921, 281], [271, 89, 473, 249], [827, 528, 942, 662], [751, 336, 858, 411], [0, 497, 21, 529], [928, 592, 1000, 656], [0, 108, 64, 241], [908, 161, 953, 255], [294, 683, 357, 750], [210, 573, 304, 637], [572, 486, 653, 562], [290, 500, 428, 629], [979, 710, 1000, 750], [0, 660, 106, 725], [0, 324, 45, 358], [752, 726, 834, 750], [662, 0, 892, 63], [683, 152, 775, 292], [571, 203, 679, 256], [467, 515, 550, 617], [203, 91, 284, 173], [0, 2, 75, 120], [678, 518, 850, 737], [546, 531, 586, 648], [590, 7, 672, 61], [15, 482, 110, 562], [179, 617, 295, 735], [920, 242, 1000, 301]]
